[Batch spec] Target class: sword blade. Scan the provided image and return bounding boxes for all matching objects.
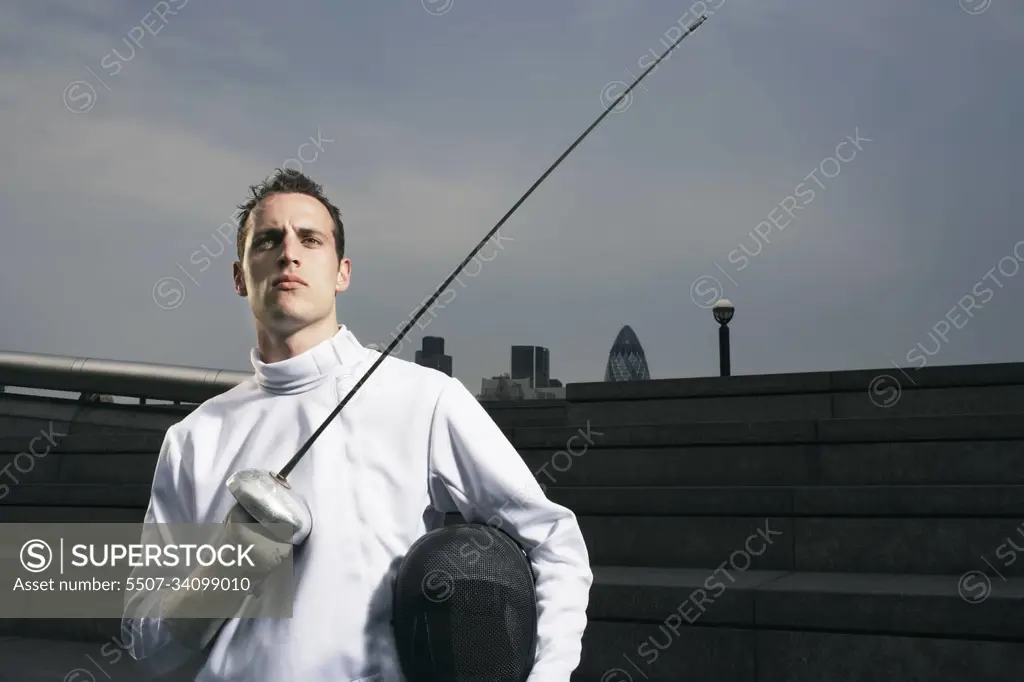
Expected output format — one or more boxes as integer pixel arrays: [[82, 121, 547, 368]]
[[275, 12, 710, 479]]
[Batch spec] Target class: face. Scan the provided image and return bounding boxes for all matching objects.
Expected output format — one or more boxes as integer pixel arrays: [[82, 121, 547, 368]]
[[232, 193, 351, 334]]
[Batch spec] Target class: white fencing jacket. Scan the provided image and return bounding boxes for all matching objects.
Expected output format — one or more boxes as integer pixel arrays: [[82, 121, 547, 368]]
[[122, 325, 592, 681]]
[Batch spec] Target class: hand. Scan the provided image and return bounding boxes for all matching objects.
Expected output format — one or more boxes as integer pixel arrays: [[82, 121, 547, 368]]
[[218, 502, 292, 577]]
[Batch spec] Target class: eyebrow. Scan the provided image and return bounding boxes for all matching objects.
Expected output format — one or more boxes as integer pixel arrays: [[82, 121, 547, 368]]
[[252, 226, 329, 239]]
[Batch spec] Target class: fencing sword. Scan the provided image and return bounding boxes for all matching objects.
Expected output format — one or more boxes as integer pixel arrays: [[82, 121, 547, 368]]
[[226, 13, 710, 544]]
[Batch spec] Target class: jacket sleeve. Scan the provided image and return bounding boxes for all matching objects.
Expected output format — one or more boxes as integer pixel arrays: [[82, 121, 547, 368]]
[[426, 377, 593, 681], [120, 422, 199, 673]]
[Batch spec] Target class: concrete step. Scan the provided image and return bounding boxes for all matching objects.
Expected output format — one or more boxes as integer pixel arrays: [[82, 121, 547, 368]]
[[522, 442, 1024, 486], [4, 630, 1021, 682], [5, 504, 1023, 577], [0, 637, 206, 682], [4, 440, 1024, 488], [0, 618, 127, 642], [6, 488, 1024, 576], [0, 484, 152, 508], [586, 566, 1024, 639], [568, 384, 1024, 426], [0, 414, 140, 441], [572, 624, 1024, 681], [0, 393, 187, 434], [549, 485, 1024, 517], [509, 414, 1024, 449], [610, 515, 1024, 576], [6, 414, 1024, 457], [6, 483, 1024, 518], [0, 433, 164, 454], [0, 506, 141, 522], [481, 399, 568, 427], [442, 513, 1024, 576], [566, 362, 1024, 426], [4, 567, 1020, 645], [0, 391, 563, 434], [3, 567, 1022, 681], [568, 362, 1024, 401], [6, 416, 1024, 490], [0, 434, 165, 489]]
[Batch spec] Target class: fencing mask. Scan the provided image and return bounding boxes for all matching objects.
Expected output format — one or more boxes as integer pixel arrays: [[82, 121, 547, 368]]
[[392, 523, 538, 682]]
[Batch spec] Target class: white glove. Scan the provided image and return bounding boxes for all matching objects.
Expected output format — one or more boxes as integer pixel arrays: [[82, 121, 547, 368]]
[[219, 502, 292, 577]]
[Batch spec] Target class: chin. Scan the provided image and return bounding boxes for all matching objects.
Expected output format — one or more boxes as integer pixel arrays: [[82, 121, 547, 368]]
[[261, 301, 328, 329]]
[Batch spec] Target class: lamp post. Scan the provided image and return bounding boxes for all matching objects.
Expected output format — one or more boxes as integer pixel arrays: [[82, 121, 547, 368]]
[[713, 299, 734, 377]]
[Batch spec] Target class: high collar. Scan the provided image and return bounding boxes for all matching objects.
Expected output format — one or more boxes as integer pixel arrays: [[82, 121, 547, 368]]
[[250, 325, 370, 395]]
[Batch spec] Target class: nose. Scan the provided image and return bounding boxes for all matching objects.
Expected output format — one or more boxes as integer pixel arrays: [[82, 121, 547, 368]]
[[278, 231, 301, 267]]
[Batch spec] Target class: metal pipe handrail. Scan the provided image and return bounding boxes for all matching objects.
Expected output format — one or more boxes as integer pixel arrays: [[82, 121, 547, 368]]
[[0, 350, 251, 404]]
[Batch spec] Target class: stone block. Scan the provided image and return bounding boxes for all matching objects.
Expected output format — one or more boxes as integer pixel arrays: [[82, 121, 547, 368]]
[[520, 445, 814, 487], [755, 629, 1024, 682], [795, 517, 1024, 576], [0, 636, 206, 682], [566, 394, 830, 426], [835, 385, 1024, 419], [0, 506, 142, 522], [818, 414, 1024, 442], [755, 571, 1024, 640], [511, 421, 817, 449], [578, 516, 793, 569], [575, 621, 756, 682], [568, 372, 832, 401], [818, 441, 1024, 484]]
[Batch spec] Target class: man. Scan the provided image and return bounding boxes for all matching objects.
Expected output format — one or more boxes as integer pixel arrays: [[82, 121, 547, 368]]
[[122, 168, 593, 681]]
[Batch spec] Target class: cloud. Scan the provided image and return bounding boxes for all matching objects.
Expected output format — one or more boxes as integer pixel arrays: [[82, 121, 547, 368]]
[[1, 0, 1023, 390]]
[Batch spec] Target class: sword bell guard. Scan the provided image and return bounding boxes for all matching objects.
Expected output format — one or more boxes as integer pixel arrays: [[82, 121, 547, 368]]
[[226, 468, 313, 545]]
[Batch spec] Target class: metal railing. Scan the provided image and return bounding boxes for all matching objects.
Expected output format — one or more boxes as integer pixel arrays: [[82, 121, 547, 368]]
[[0, 350, 250, 404]]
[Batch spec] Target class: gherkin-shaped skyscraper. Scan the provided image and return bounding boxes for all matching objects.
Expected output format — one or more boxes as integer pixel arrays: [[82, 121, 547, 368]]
[[604, 325, 651, 381]]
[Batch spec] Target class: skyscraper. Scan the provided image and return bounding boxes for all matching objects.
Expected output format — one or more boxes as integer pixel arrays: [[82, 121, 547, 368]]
[[415, 336, 452, 377], [511, 345, 550, 389], [604, 325, 651, 381]]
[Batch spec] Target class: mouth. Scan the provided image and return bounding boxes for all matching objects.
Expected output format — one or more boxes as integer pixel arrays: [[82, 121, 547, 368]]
[[273, 275, 308, 289]]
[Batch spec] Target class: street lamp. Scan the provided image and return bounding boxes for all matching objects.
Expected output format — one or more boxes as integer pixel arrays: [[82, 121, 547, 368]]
[[713, 299, 734, 376]]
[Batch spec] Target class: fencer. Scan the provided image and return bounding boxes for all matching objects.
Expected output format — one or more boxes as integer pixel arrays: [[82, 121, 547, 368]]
[[120, 169, 593, 682]]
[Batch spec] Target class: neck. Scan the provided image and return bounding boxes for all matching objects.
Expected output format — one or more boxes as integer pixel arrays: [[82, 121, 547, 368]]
[[255, 316, 341, 364]]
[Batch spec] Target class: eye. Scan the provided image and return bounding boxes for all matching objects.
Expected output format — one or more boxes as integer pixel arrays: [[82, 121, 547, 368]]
[[303, 237, 322, 245]]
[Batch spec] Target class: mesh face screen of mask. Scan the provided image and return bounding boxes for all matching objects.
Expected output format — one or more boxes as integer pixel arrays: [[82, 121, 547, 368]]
[[393, 525, 537, 682]]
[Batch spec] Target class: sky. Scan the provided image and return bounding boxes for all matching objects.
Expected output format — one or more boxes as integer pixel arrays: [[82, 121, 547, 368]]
[[0, 0, 1022, 393]]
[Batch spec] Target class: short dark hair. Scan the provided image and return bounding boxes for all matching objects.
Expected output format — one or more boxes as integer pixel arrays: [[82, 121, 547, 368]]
[[235, 168, 345, 262]]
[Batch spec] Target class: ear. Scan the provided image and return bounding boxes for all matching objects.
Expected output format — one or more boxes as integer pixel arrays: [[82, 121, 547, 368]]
[[335, 258, 352, 294], [232, 261, 247, 297]]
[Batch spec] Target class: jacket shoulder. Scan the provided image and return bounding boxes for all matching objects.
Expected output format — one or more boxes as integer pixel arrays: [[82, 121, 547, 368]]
[[168, 376, 260, 435], [364, 350, 462, 403]]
